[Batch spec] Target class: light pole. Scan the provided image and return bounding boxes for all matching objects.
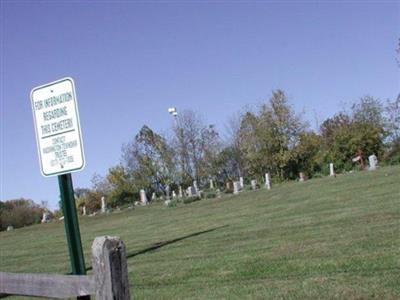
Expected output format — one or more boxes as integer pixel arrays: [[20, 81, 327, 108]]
[[168, 107, 178, 125]]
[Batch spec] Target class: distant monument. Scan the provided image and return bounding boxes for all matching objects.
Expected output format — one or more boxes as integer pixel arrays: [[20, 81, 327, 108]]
[[140, 189, 148, 205], [265, 173, 271, 190], [101, 197, 106, 213], [233, 181, 240, 195], [368, 154, 378, 171], [251, 179, 257, 190], [299, 172, 306, 182], [329, 163, 335, 177]]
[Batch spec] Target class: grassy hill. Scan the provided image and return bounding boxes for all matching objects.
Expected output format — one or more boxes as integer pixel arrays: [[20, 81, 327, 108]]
[[1, 166, 399, 299]]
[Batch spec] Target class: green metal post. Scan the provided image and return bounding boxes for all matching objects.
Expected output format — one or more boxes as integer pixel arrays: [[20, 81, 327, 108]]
[[58, 173, 90, 300]]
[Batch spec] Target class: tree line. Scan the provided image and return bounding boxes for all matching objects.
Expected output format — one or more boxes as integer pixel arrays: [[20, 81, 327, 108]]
[[74, 90, 399, 213]]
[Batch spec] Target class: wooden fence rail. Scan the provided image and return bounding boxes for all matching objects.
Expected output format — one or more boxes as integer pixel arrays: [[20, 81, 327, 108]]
[[0, 236, 130, 300]]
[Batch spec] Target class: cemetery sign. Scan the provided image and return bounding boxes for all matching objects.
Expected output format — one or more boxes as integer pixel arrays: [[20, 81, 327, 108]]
[[30, 77, 85, 177]]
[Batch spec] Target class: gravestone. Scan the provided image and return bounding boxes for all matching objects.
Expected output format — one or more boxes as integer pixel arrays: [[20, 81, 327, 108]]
[[251, 179, 257, 190], [41, 211, 49, 223], [166, 185, 170, 200], [164, 199, 171, 206], [191, 186, 197, 197], [179, 186, 183, 198], [209, 179, 214, 189], [368, 154, 378, 170], [239, 177, 244, 189], [193, 181, 198, 193], [299, 172, 306, 182], [265, 173, 271, 190], [82, 206, 86, 216], [151, 192, 156, 200], [187, 187, 192, 197], [140, 189, 148, 205], [233, 181, 240, 195], [172, 191, 176, 199], [216, 189, 221, 198], [7, 225, 14, 231], [101, 197, 106, 213], [329, 163, 335, 176]]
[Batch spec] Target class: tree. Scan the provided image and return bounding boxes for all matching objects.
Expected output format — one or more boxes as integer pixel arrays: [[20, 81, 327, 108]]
[[235, 90, 307, 180], [172, 110, 221, 186], [122, 125, 175, 195], [0, 199, 43, 230]]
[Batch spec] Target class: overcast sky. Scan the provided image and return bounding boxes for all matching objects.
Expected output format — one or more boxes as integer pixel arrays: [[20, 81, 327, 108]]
[[1, 1, 399, 209]]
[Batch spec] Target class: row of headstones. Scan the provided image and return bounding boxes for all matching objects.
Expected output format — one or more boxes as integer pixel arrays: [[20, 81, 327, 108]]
[[82, 156, 380, 214], [231, 173, 272, 195]]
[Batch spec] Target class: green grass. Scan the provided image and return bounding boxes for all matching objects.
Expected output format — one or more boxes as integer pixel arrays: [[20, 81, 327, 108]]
[[1, 166, 400, 299]]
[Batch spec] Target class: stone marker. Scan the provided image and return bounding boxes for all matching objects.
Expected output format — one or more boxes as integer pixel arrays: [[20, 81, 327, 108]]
[[41, 211, 49, 223], [209, 179, 214, 189], [193, 181, 198, 193], [7, 225, 14, 231], [140, 189, 148, 205], [166, 185, 170, 200], [329, 163, 335, 176], [265, 173, 271, 190], [239, 177, 244, 189], [216, 188, 221, 198], [251, 179, 257, 190], [101, 197, 106, 213], [172, 191, 176, 199], [179, 186, 183, 198], [368, 154, 378, 170], [299, 172, 305, 182], [164, 199, 171, 206], [151, 192, 156, 200], [233, 181, 240, 195]]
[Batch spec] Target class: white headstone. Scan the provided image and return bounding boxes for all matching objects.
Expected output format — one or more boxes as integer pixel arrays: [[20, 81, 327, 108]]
[[251, 179, 257, 190], [193, 181, 198, 193], [209, 179, 214, 189], [140, 189, 148, 205], [172, 191, 176, 199], [101, 197, 106, 213], [186, 187, 192, 197], [7, 225, 14, 231], [329, 163, 335, 176], [265, 173, 271, 190], [299, 172, 305, 182], [216, 189, 221, 198], [179, 186, 183, 198], [41, 211, 49, 223], [82, 206, 86, 216], [165, 185, 170, 200], [239, 177, 244, 189], [151, 192, 156, 200], [164, 199, 171, 206], [233, 181, 240, 195], [368, 154, 378, 170]]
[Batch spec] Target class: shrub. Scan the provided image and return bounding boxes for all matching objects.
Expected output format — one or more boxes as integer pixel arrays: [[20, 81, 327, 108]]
[[0, 198, 43, 231]]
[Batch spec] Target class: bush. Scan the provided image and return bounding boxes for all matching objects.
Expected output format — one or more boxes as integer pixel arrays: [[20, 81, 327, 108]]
[[0, 199, 43, 231]]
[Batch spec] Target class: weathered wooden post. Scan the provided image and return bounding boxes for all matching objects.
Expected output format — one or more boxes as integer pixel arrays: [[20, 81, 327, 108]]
[[92, 236, 130, 300]]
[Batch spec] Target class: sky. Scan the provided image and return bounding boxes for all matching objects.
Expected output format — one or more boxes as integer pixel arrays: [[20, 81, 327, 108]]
[[1, 1, 399, 210]]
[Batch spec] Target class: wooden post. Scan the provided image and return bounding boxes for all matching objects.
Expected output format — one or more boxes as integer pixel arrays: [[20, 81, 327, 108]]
[[91, 236, 130, 300]]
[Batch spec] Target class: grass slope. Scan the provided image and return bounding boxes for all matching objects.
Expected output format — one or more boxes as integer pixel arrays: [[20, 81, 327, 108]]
[[1, 166, 399, 299]]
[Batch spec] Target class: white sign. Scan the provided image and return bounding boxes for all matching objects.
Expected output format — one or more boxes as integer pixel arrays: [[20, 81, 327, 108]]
[[30, 77, 85, 177]]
